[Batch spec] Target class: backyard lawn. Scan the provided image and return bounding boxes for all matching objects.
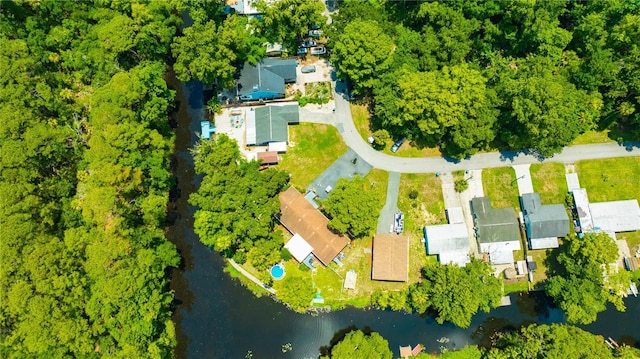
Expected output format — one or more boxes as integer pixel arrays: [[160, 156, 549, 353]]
[[482, 167, 520, 209], [530, 163, 568, 204], [279, 123, 347, 189]]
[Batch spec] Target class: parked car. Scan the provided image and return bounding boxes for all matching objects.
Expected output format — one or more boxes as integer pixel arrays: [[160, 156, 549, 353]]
[[390, 137, 406, 153], [300, 39, 317, 48], [297, 47, 308, 55], [309, 46, 326, 55], [308, 29, 323, 38], [301, 65, 316, 73]]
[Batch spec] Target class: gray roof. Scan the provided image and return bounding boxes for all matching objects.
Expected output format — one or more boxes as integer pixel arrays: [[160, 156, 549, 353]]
[[237, 59, 297, 96], [471, 197, 520, 244], [521, 193, 569, 239], [254, 104, 299, 144], [424, 223, 469, 254]]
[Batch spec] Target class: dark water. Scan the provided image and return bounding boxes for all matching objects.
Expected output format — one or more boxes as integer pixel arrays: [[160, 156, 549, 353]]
[[165, 74, 640, 359]]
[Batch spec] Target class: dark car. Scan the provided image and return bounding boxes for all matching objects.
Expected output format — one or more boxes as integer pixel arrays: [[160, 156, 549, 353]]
[[390, 137, 406, 153], [300, 39, 317, 48]]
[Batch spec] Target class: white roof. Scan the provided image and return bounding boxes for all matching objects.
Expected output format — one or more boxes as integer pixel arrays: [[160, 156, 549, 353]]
[[566, 173, 581, 191], [424, 223, 469, 254], [284, 233, 313, 263], [268, 141, 287, 152], [446, 207, 465, 224], [438, 250, 470, 267], [530, 236, 560, 250], [572, 188, 593, 232], [489, 249, 515, 265], [590, 200, 640, 232], [245, 109, 257, 145]]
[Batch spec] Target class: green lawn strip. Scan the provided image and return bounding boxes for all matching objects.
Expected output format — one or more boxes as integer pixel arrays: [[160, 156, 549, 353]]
[[575, 157, 640, 202], [397, 173, 446, 280], [571, 130, 615, 145], [350, 104, 372, 142], [279, 123, 348, 189], [503, 280, 529, 295], [529, 249, 551, 288], [482, 167, 520, 209], [530, 163, 569, 204]]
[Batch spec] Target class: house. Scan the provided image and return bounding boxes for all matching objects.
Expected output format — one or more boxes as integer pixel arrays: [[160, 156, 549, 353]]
[[371, 234, 409, 282], [571, 188, 640, 234], [245, 103, 299, 146], [471, 197, 521, 264], [520, 193, 570, 249], [278, 187, 349, 266], [424, 207, 470, 267], [237, 59, 297, 101]]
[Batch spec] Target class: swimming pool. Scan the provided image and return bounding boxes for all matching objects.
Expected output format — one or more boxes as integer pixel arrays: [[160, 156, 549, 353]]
[[270, 264, 285, 280]]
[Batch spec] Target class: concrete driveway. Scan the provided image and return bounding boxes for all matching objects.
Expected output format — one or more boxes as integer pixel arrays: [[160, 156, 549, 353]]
[[376, 172, 401, 234], [307, 148, 373, 200]]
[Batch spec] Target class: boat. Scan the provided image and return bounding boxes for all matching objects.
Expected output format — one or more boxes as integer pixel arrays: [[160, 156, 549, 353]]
[[630, 282, 638, 297], [394, 212, 404, 234]]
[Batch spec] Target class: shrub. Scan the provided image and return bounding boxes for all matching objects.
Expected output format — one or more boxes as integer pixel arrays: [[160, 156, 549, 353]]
[[281, 247, 293, 261], [232, 250, 247, 264], [454, 179, 469, 192], [408, 189, 419, 200]]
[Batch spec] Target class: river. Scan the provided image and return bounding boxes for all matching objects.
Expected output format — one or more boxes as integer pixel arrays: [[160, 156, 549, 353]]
[[165, 73, 640, 359]]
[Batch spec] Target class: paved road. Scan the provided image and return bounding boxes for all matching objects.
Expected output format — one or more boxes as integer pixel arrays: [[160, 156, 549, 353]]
[[316, 82, 640, 173]]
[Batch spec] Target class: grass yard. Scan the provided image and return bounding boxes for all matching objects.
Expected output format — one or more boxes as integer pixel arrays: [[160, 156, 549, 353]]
[[482, 167, 521, 209], [528, 249, 552, 288], [571, 130, 615, 145], [575, 157, 640, 203], [530, 163, 569, 204], [503, 280, 529, 295], [279, 123, 347, 189], [351, 104, 372, 142]]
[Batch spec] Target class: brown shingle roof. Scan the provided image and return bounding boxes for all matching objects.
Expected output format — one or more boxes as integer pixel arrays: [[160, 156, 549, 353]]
[[372, 234, 409, 282], [279, 187, 349, 265], [257, 151, 279, 164]]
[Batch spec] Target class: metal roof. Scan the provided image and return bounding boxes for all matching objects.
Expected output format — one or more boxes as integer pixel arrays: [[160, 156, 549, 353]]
[[252, 104, 299, 145], [521, 193, 569, 239], [284, 233, 314, 263], [446, 207, 465, 224], [572, 188, 594, 232], [424, 223, 469, 254], [590, 200, 640, 232], [471, 197, 520, 244], [530, 236, 560, 249]]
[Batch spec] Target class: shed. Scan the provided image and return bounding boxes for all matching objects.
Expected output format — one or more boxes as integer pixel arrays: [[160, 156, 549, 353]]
[[372, 234, 409, 282], [471, 197, 521, 264], [256, 151, 278, 165], [343, 269, 357, 290], [520, 193, 569, 249], [279, 187, 349, 266]]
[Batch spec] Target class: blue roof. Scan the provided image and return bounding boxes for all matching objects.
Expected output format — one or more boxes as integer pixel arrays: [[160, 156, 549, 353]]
[[200, 121, 216, 140]]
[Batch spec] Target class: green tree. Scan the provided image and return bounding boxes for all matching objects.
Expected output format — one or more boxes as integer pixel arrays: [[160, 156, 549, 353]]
[[372, 129, 390, 148], [248, 237, 283, 271], [254, 0, 326, 51], [323, 175, 383, 238], [488, 324, 614, 359], [273, 276, 314, 312], [546, 232, 627, 324], [455, 179, 469, 192], [376, 64, 498, 158], [324, 330, 393, 359], [330, 20, 394, 95], [411, 260, 502, 328]]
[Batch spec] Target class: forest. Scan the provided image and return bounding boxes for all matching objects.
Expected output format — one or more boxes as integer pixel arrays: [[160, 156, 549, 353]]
[[1, 1, 184, 357], [328, 0, 640, 158]]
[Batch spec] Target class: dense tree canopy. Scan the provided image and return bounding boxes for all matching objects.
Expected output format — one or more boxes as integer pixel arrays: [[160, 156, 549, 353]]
[[546, 232, 630, 324], [254, 0, 326, 52], [329, 0, 640, 157], [323, 330, 393, 359], [323, 175, 383, 238], [1, 1, 181, 357], [189, 135, 289, 260]]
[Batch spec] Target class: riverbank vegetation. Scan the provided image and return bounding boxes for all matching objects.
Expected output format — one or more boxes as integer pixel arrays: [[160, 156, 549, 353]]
[[1, 1, 182, 356], [329, 1, 640, 159], [324, 324, 640, 359]]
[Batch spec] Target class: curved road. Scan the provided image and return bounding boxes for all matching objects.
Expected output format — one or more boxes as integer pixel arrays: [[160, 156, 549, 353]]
[[301, 81, 640, 173]]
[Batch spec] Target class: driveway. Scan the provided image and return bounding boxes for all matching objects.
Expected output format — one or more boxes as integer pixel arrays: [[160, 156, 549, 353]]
[[376, 172, 401, 234], [512, 165, 534, 195], [307, 148, 373, 200]]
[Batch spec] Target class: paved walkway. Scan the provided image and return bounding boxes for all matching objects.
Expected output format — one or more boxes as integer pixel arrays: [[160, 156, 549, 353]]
[[302, 81, 640, 174], [228, 259, 276, 294], [512, 164, 534, 195], [377, 172, 401, 234]]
